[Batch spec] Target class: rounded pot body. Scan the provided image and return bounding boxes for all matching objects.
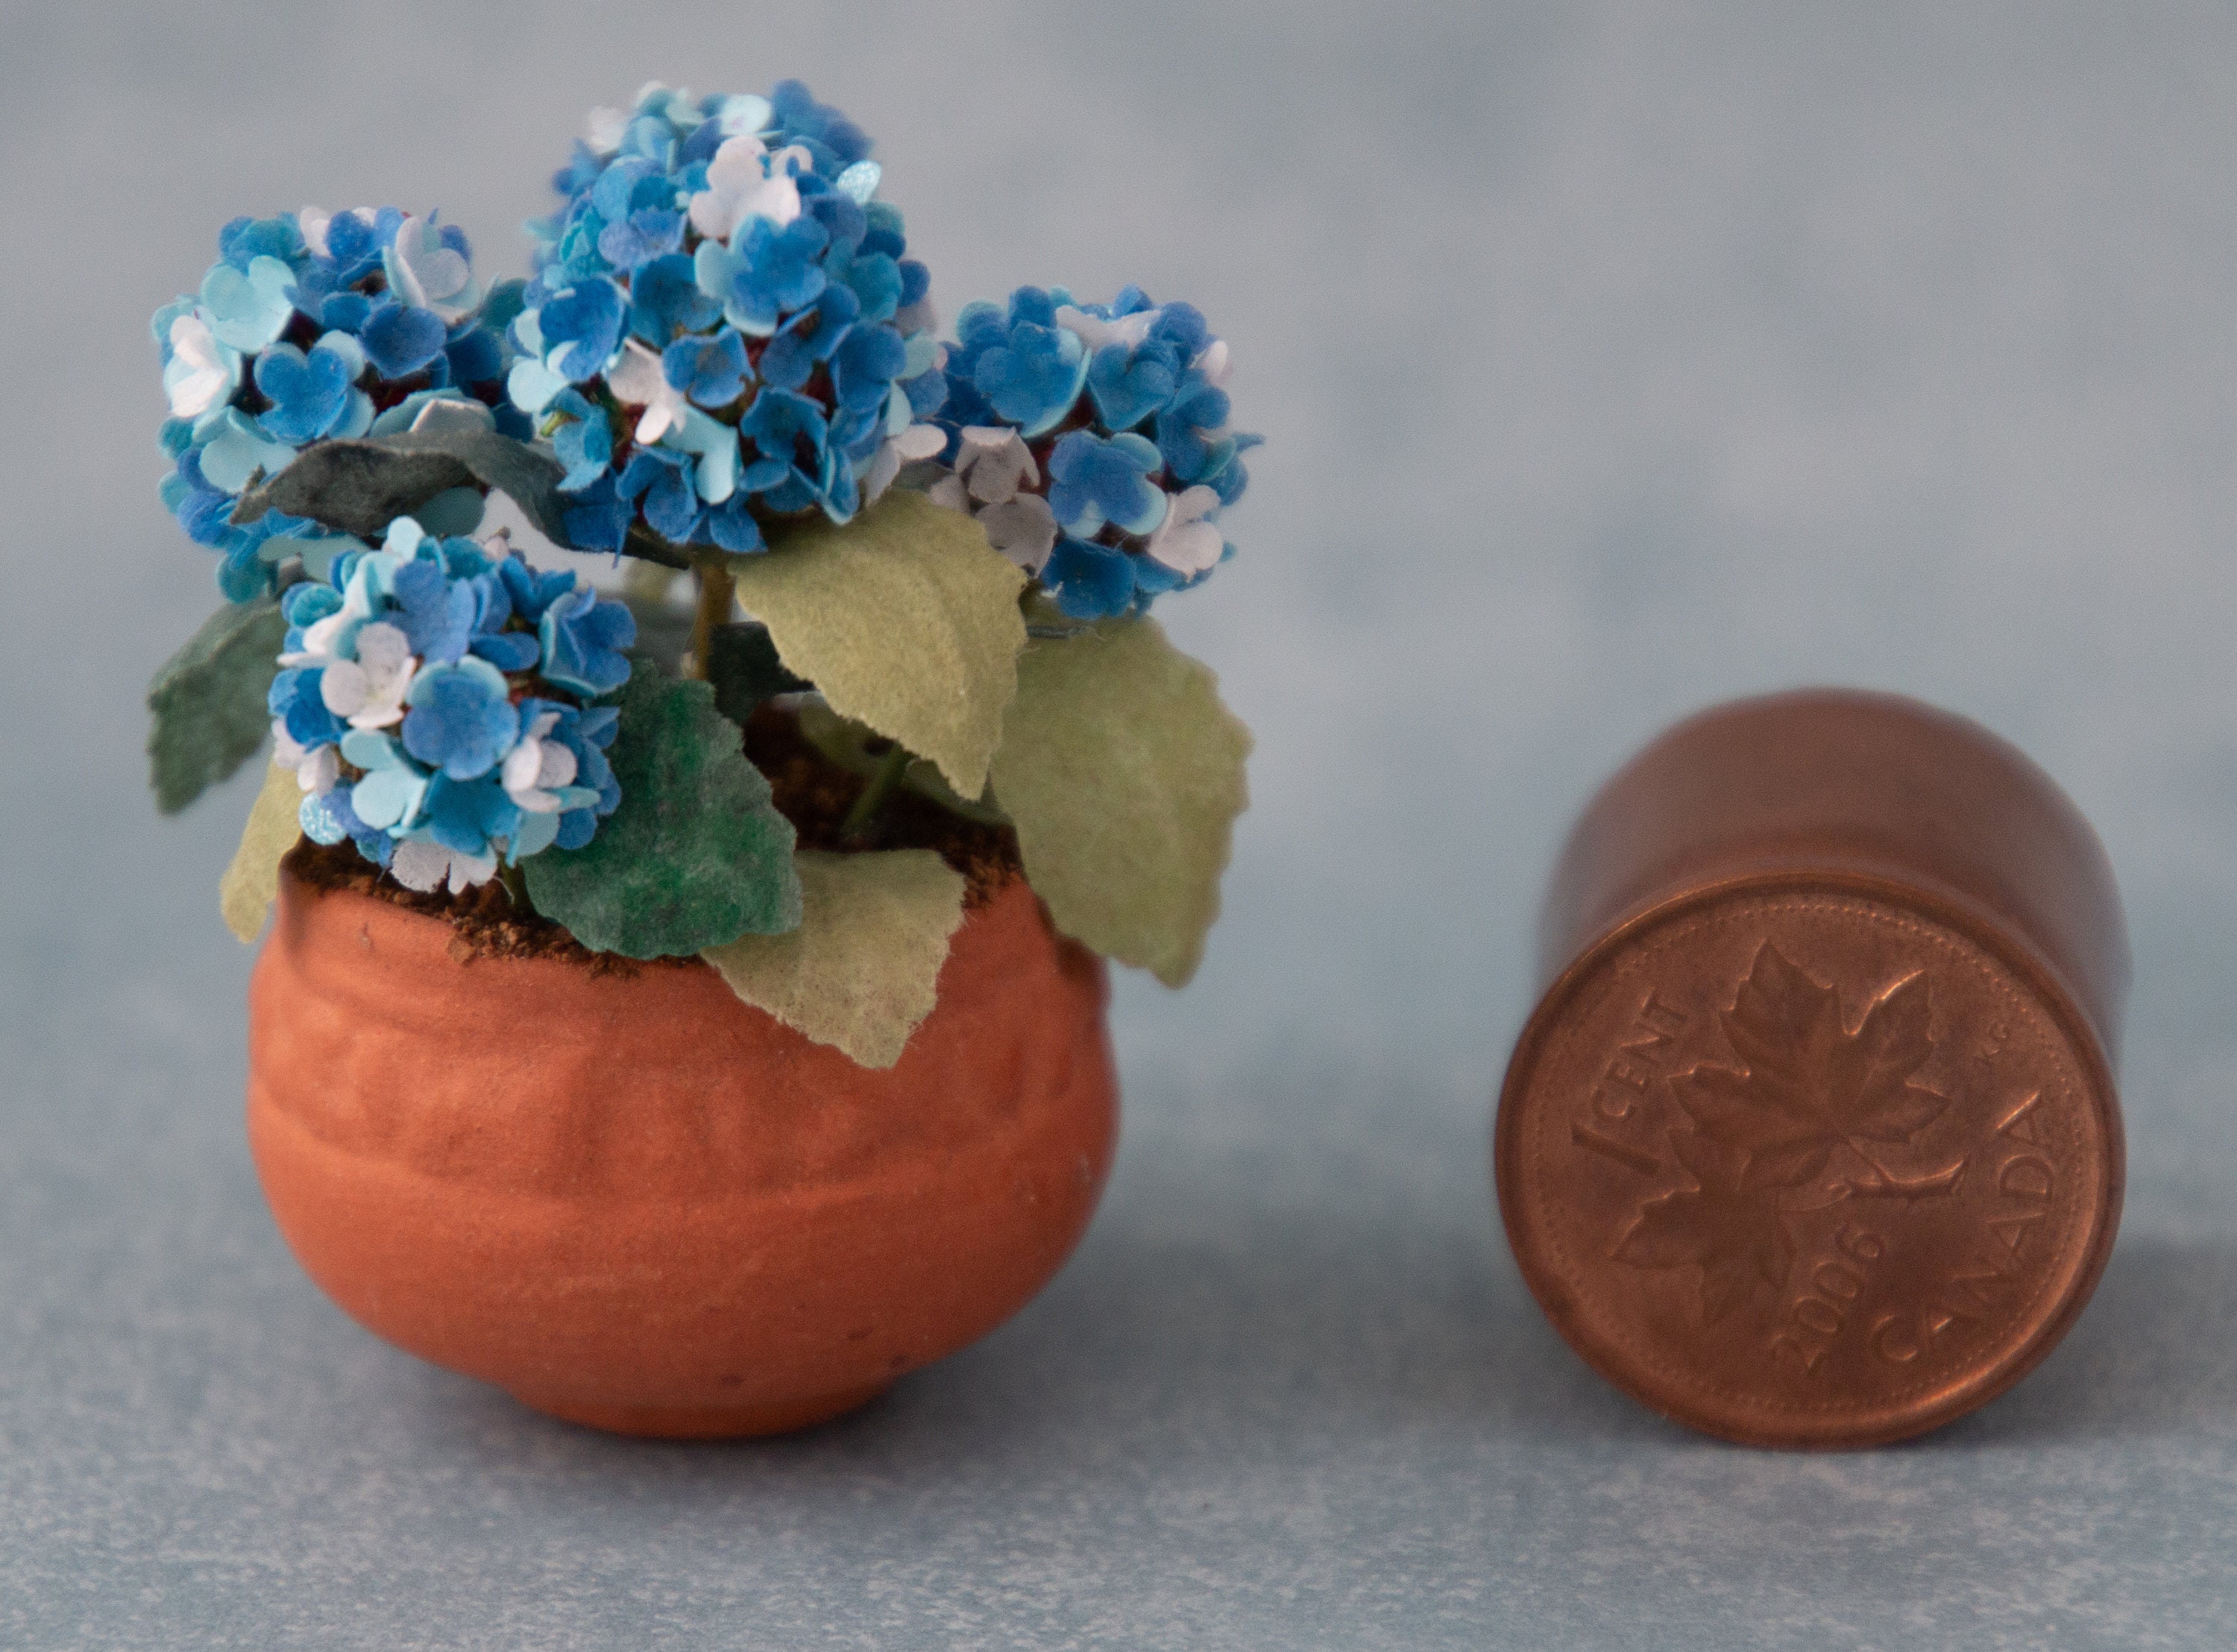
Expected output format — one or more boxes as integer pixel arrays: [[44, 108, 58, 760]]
[[248, 870, 1118, 1438]]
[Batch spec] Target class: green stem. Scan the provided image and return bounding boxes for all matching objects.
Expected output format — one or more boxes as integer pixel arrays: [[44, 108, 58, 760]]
[[685, 562, 734, 682], [841, 744, 911, 844], [499, 861, 532, 912]]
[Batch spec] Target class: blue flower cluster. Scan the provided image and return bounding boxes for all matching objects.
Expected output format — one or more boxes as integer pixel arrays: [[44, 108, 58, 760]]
[[153, 209, 522, 601], [266, 517, 632, 891], [928, 286, 1259, 620], [506, 81, 948, 556]]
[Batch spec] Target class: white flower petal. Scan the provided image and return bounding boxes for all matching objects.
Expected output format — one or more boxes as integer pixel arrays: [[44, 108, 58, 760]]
[[1142, 484, 1225, 574], [690, 135, 774, 240], [894, 423, 948, 463], [610, 338, 688, 444], [298, 206, 333, 258], [1055, 304, 1160, 353], [1191, 339, 1232, 388], [446, 851, 498, 892], [926, 473, 969, 514], [956, 426, 1037, 504], [318, 659, 371, 717], [536, 741, 578, 791], [163, 313, 236, 417], [977, 494, 1059, 574], [298, 744, 340, 796], [585, 106, 630, 155], [501, 738, 546, 796], [389, 841, 451, 892]]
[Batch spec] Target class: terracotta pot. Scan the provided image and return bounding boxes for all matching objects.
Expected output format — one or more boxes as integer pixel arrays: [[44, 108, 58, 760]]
[[246, 868, 1118, 1439]]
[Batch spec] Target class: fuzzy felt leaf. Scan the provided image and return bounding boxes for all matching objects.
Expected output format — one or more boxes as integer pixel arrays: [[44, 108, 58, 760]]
[[233, 426, 571, 543], [795, 702, 1011, 826], [729, 491, 1026, 797], [523, 663, 800, 958], [702, 849, 966, 1068], [147, 597, 286, 813], [705, 621, 809, 728], [220, 761, 303, 942], [989, 616, 1250, 987]]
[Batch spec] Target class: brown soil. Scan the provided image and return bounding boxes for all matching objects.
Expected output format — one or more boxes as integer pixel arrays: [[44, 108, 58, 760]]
[[740, 704, 1022, 907], [284, 703, 1022, 965]]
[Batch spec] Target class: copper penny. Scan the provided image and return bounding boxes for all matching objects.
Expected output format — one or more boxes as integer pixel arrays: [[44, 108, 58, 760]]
[[1496, 692, 2125, 1448]]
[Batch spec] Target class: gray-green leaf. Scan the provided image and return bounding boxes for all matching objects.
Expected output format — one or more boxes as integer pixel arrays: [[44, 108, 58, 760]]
[[147, 598, 287, 814], [232, 426, 573, 545], [523, 663, 802, 958], [989, 616, 1250, 986]]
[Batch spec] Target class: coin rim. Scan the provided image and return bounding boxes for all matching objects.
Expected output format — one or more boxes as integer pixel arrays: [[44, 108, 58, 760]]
[[1494, 868, 2126, 1449]]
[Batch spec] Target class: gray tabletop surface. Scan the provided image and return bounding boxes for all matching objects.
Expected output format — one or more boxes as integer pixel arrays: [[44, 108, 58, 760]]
[[7, 2, 2237, 1645]]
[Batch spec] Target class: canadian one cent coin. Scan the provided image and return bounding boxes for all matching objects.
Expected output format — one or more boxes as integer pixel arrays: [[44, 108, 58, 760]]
[[1497, 875, 2121, 1447]]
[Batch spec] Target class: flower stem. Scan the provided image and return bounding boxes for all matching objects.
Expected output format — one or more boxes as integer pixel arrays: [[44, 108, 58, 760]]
[[842, 745, 911, 844], [685, 562, 735, 682], [499, 861, 533, 912]]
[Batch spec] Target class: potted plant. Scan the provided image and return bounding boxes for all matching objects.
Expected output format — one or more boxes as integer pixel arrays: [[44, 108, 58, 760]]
[[145, 81, 1256, 1437]]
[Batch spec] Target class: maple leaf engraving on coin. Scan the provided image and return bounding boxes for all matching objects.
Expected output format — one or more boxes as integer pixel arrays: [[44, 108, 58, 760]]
[[1612, 942, 1966, 1324], [1614, 1128, 1793, 1325]]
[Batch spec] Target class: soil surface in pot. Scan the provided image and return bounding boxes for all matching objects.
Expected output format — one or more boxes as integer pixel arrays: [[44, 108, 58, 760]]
[[286, 703, 1023, 967]]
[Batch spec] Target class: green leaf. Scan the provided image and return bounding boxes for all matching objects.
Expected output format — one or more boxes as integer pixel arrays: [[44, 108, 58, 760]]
[[705, 621, 810, 728], [231, 424, 576, 546], [989, 616, 1250, 987], [702, 849, 967, 1068], [147, 598, 287, 814], [726, 491, 1027, 798], [523, 663, 801, 958], [220, 760, 303, 942], [794, 702, 1011, 827]]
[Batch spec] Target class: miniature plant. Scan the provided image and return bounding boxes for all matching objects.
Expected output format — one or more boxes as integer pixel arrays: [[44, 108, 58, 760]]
[[148, 80, 1256, 1067]]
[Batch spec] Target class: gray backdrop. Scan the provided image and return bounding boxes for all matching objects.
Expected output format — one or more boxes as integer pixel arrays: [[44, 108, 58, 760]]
[[5, 1, 2236, 1645]]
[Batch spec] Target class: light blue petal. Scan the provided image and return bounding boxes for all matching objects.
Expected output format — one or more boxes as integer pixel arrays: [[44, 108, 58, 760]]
[[835, 160, 881, 204], [340, 728, 404, 769], [415, 486, 486, 537], [1110, 432, 1162, 470], [508, 807, 561, 862], [197, 409, 298, 494], [667, 408, 740, 504], [351, 764, 429, 832], [507, 356, 567, 415], [332, 388, 376, 440], [294, 532, 364, 581], [312, 330, 368, 379], [201, 255, 296, 352]]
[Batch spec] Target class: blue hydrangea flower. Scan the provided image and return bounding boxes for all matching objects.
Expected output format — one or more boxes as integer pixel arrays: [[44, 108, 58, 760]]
[[535, 277, 628, 382], [924, 287, 1258, 617], [253, 335, 371, 444], [664, 327, 749, 406], [546, 388, 615, 490], [1040, 536, 1139, 621], [263, 515, 637, 886], [1046, 432, 1166, 537], [539, 581, 637, 696], [698, 213, 829, 334], [514, 82, 948, 552], [153, 206, 515, 602], [956, 291, 1090, 439], [626, 252, 722, 344]]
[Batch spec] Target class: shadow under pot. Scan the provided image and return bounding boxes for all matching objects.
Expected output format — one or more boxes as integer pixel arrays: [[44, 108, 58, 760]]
[[246, 867, 1118, 1439], [1495, 688, 2127, 1448]]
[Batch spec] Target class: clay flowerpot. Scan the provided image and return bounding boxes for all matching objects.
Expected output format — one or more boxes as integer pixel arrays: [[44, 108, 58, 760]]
[[246, 868, 1118, 1439]]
